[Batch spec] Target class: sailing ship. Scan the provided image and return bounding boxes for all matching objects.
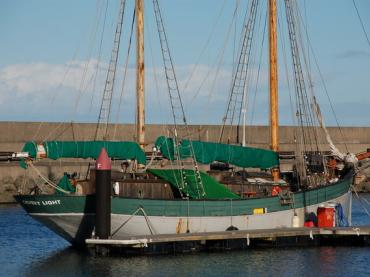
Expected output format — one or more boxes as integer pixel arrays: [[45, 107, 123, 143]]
[[15, 0, 357, 246]]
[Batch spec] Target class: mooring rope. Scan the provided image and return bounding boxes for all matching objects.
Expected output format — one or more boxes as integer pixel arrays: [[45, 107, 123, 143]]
[[351, 185, 370, 218], [111, 207, 157, 237], [143, 150, 157, 170], [28, 163, 71, 194]]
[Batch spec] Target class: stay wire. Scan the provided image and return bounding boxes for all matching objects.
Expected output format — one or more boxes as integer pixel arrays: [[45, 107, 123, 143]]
[[88, 0, 110, 115], [199, 1, 241, 115], [227, 0, 256, 137], [113, 9, 136, 140], [295, 6, 349, 152], [293, 1, 321, 152], [285, 0, 317, 154], [237, 0, 263, 133], [218, 2, 250, 143], [33, 0, 104, 143], [221, 0, 258, 142], [71, 0, 107, 123], [182, 0, 228, 93], [352, 0, 370, 49], [247, 4, 267, 144], [145, 11, 171, 137]]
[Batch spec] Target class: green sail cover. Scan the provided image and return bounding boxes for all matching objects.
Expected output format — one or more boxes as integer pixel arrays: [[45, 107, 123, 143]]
[[148, 169, 240, 199], [155, 136, 279, 169], [20, 140, 146, 168], [55, 174, 76, 195], [155, 136, 176, 160]]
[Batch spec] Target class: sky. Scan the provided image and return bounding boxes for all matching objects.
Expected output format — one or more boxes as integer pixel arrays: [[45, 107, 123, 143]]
[[0, 0, 369, 127]]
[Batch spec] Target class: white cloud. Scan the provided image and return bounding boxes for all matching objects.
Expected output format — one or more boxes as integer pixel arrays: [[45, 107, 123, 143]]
[[1, 60, 365, 126], [0, 61, 238, 123], [0, 60, 105, 95]]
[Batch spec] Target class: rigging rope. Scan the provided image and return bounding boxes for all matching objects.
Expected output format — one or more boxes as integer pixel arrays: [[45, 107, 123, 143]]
[[113, 8, 136, 140], [240, 2, 266, 145], [351, 185, 370, 218], [32, 1, 106, 143], [294, 6, 349, 153], [352, 0, 370, 49], [182, 0, 228, 93], [219, 0, 259, 143], [71, 0, 108, 124], [145, 14, 172, 143], [293, 1, 322, 152], [89, 0, 110, 114], [28, 163, 71, 194], [194, 1, 241, 122], [153, 0, 204, 198], [285, 0, 318, 152], [95, 0, 127, 140], [284, 0, 332, 185], [247, 5, 267, 145]]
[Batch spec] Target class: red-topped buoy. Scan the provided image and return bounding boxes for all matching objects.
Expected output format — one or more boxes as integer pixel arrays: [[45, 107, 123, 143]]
[[96, 147, 111, 171], [95, 148, 111, 240]]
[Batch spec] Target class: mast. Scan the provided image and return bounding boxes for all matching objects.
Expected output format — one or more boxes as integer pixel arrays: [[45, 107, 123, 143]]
[[136, 0, 145, 148], [242, 49, 247, 147], [269, 0, 280, 181]]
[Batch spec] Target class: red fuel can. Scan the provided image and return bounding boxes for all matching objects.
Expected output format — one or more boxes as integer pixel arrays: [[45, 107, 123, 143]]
[[317, 206, 335, 227]]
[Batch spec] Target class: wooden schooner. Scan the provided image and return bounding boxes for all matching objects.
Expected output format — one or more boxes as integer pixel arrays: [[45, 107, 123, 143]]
[[15, 0, 355, 246]]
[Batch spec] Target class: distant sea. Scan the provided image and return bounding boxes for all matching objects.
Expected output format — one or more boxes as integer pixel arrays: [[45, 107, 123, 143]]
[[0, 194, 369, 277]]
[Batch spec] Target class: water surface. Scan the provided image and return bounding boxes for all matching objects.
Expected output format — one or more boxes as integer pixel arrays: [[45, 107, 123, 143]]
[[1, 194, 369, 277]]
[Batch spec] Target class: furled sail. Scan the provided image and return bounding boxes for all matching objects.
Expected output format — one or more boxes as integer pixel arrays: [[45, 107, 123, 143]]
[[312, 96, 358, 167], [155, 136, 279, 169], [20, 141, 147, 168]]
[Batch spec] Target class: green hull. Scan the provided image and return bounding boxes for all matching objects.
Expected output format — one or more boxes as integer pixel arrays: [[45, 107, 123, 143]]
[[15, 176, 352, 217]]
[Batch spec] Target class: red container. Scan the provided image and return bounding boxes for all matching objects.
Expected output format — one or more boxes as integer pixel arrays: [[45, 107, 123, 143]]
[[317, 207, 335, 227], [304, 221, 315, 227]]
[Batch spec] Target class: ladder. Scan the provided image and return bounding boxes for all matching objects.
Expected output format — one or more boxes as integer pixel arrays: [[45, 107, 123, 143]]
[[95, 0, 126, 140], [153, 0, 204, 198], [219, 0, 259, 143]]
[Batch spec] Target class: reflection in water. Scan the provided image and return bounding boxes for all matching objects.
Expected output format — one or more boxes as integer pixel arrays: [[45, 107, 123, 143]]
[[317, 247, 337, 276], [25, 247, 370, 277], [1, 194, 369, 277]]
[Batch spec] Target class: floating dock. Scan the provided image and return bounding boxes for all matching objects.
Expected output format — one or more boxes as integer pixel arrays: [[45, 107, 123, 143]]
[[86, 225, 370, 256]]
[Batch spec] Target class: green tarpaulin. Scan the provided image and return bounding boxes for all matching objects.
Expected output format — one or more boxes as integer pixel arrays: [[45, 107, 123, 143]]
[[148, 169, 240, 199], [20, 140, 146, 168], [155, 136, 279, 169], [55, 174, 76, 195], [19, 141, 38, 169]]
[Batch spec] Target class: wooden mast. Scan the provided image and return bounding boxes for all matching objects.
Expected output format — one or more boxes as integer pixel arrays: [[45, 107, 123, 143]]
[[269, 0, 280, 181], [136, 0, 145, 148]]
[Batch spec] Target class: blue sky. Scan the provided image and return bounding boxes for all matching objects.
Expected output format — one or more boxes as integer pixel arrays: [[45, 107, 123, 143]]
[[0, 0, 369, 126]]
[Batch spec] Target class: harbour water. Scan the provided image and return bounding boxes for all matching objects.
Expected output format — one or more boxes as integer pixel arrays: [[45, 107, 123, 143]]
[[1, 194, 369, 277]]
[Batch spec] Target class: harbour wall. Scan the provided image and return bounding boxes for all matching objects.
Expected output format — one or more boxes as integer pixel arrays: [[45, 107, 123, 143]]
[[0, 121, 369, 203], [1, 121, 370, 153]]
